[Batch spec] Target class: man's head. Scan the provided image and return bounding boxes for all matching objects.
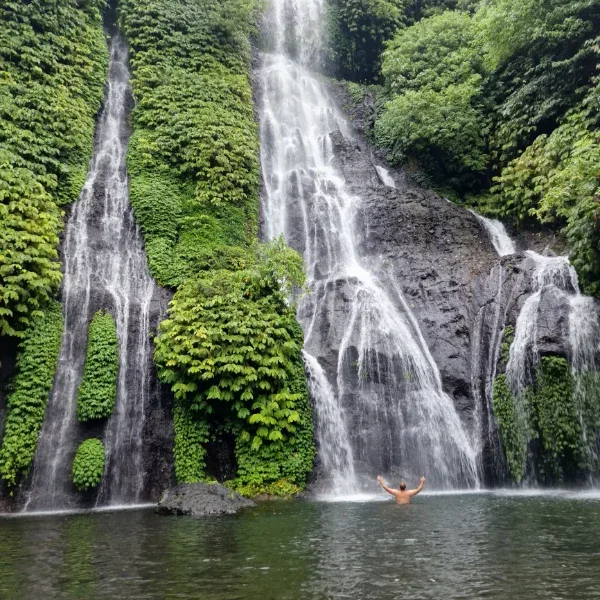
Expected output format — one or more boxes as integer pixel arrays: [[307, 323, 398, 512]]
[[399, 481, 406, 491]]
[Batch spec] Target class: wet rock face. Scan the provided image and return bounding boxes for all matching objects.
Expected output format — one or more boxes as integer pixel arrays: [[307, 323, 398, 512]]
[[296, 83, 588, 484], [157, 483, 255, 517], [323, 128, 498, 425]]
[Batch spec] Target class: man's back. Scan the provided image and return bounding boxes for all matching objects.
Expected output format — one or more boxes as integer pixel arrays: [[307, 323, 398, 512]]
[[392, 489, 413, 504], [377, 476, 425, 503]]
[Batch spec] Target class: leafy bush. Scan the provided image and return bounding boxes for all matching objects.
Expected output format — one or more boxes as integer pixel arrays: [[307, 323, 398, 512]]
[[326, 0, 406, 81], [492, 374, 528, 482], [368, 0, 600, 292], [494, 354, 587, 483], [325, 0, 460, 81], [492, 87, 600, 294], [155, 240, 314, 489], [155, 242, 305, 450], [0, 0, 108, 336], [171, 399, 210, 484], [72, 438, 105, 492], [77, 311, 119, 422], [376, 83, 487, 180], [120, 0, 259, 289], [0, 301, 63, 487], [529, 357, 580, 481], [376, 11, 488, 188], [0, 156, 62, 336], [121, 0, 316, 491], [229, 332, 315, 496]]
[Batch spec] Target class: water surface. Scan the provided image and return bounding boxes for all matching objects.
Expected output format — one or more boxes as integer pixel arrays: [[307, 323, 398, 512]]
[[1, 493, 599, 599]]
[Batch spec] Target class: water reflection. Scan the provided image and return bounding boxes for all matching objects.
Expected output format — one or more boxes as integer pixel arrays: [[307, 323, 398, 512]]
[[0, 496, 599, 599]]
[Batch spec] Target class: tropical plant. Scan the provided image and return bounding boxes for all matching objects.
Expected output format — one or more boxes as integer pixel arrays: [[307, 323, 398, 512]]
[[0, 0, 107, 336], [0, 301, 63, 487], [72, 438, 105, 492], [77, 311, 119, 422]]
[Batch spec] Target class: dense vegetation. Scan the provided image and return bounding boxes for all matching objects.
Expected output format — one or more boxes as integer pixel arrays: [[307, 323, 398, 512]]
[[77, 311, 119, 423], [120, 0, 260, 288], [72, 438, 105, 492], [325, 0, 458, 81], [0, 301, 63, 488], [154, 240, 314, 494], [0, 0, 108, 337], [493, 348, 592, 484], [336, 0, 600, 296], [121, 0, 315, 495]]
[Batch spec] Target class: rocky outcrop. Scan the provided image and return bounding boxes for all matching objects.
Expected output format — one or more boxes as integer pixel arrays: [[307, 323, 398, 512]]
[[157, 483, 255, 517], [302, 81, 584, 484]]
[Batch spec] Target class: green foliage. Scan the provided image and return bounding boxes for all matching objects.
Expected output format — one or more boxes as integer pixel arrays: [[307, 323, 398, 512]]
[[171, 398, 210, 483], [325, 0, 460, 81], [121, 0, 315, 491], [491, 87, 600, 294], [0, 156, 62, 336], [155, 241, 314, 488], [382, 10, 485, 94], [120, 0, 259, 289], [0, 0, 108, 336], [376, 83, 488, 181], [229, 326, 315, 496], [326, 0, 406, 81], [376, 11, 488, 188], [346, 81, 367, 104], [77, 311, 119, 422], [0, 301, 63, 487], [479, 0, 600, 167], [368, 0, 600, 293], [227, 478, 301, 498], [155, 242, 306, 450], [493, 375, 528, 482], [476, 0, 600, 71], [72, 438, 105, 492], [499, 325, 515, 367], [528, 357, 580, 482], [493, 353, 588, 484]]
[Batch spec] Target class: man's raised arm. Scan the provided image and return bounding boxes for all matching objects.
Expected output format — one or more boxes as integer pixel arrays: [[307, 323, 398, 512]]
[[377, 476, 397, 496], [409, 476, 426, 496]]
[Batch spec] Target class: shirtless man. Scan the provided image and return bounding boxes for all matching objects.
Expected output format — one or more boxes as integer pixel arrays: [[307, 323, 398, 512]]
[[377, 475, 425, 504]]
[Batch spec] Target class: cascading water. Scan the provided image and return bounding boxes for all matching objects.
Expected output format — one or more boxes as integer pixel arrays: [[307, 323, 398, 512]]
[[375, 166, 396, 189], [26, 35, 160, 510], [302, 351, 357, 493], [502, 251, 600, 479], [469, 210, 516, 257], [506, 252, 580, 399], [259, 0, 480, 491]]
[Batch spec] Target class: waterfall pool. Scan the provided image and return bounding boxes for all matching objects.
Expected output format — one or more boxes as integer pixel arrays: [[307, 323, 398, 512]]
[[1, 492, 599, 599]]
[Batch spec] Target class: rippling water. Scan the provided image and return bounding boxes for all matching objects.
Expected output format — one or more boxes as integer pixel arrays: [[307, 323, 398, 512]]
[[1, 493, 599, 599]]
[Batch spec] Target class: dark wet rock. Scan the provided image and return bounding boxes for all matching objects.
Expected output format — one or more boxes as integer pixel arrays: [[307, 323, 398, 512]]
[[157, 483, 255, 517], [303, 78, 593, 485]]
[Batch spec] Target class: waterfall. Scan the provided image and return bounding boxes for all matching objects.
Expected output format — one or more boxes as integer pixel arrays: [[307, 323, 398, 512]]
[[303, 351, 357, 492], [375, 166, 396, 189], [469, 210, 516, 257], [26, 36, 159, 510], [259, 0, 480, 491], [503, 251, 600, 478], [506, 252, 579, 398], [470, 263, 515, 482]]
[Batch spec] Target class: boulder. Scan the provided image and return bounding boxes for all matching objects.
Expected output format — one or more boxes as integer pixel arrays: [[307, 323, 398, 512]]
[[157, 483, 255, 517]]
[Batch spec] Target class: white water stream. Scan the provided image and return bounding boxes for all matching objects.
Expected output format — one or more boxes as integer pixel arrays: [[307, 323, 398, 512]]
[[259, 0, 480, 491], [26, 36, 157, 510], [468, 210, 516, 257], [503, 252, 600, 473]]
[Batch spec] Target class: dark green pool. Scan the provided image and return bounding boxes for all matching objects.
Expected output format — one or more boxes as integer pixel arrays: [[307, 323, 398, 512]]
[[1, 491, 599, 599]]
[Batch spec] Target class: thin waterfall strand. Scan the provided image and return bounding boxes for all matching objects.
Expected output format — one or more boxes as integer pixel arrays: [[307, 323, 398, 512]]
[[26, 36, 157, 510], [259, 0, 480, 490]]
